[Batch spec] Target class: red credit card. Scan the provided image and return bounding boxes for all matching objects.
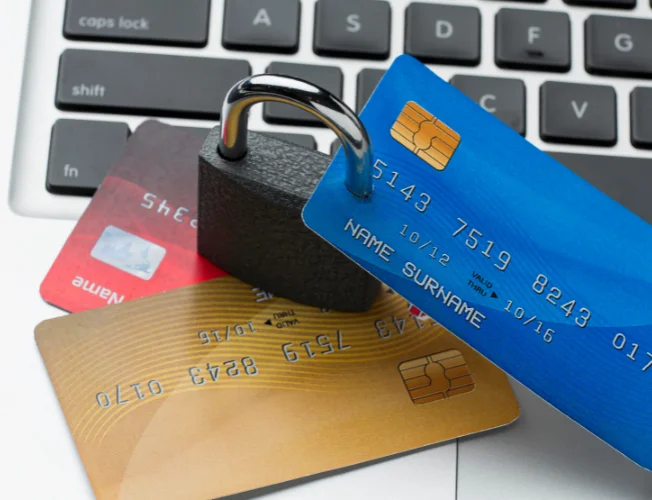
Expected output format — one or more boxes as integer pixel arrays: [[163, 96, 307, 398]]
[[41, 121, 227, 313]]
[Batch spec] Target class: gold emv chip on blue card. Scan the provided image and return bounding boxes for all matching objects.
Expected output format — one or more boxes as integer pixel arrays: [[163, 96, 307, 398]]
[[390, 101, 460, 171], [399, 350, 475, 405]]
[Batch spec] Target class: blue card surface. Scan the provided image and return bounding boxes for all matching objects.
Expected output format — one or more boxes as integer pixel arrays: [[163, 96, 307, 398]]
[[303, 55, 652, 470]]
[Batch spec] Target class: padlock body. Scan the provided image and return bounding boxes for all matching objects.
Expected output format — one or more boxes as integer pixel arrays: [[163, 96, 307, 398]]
[[198, 128, 380, 312]]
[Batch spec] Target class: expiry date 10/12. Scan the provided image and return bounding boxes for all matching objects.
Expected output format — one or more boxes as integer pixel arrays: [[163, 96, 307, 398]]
[[399, 224, 450, 267]]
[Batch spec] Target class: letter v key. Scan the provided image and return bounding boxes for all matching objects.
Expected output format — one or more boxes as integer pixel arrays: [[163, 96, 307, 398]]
[[571, 100, 588, 119]]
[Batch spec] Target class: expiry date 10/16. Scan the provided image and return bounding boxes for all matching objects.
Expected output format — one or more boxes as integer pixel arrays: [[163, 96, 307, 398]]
[[505, 300, 555, 343], [198, 322, 256, 344]]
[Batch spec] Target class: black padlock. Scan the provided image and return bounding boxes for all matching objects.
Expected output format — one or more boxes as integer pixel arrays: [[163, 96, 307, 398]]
[[198, 74, 380, 312]]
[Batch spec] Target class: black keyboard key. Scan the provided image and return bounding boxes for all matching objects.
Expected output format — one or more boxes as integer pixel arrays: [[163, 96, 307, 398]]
[[405, 3, 481, 66], [586, 16, 652, 78], [263, 62, 343, 126], [47, 119, 130, 196], [56, 49, 251, 120], [64, 0, 210, 47], [450, 75, 526, 136], [564, 0, 635, 7], [540, 82, 616, 146], [549, 153, 652, 225], [631, 87, 652, 149], [495, 9, 570, 72], [314, 0, 391, 60], [356, 69, 385, 113], [222, 0, 300, 54]]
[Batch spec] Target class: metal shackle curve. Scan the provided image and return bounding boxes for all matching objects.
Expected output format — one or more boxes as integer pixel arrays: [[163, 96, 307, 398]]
[[218, 74, 373, 198]]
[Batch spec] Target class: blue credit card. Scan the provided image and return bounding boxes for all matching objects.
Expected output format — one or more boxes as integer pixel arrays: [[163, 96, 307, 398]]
[[303, 55, 652, 470]]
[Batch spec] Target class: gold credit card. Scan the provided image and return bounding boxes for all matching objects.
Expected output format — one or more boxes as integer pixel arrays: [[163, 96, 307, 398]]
[[36, 277, 519, 499], [391, 101, 461, 170]]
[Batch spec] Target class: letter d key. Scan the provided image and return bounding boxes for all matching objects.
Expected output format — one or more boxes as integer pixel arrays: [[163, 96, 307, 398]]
[[198, 75, 380, 311]]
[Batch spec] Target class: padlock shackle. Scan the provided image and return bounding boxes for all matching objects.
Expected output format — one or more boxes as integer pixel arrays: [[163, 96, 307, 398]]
[[218, 74, 373, 198]]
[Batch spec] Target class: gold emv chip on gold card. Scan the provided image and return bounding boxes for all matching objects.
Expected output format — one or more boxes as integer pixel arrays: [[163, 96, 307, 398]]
[[399, 350, 475, 405], [391, 101, 461, 171]]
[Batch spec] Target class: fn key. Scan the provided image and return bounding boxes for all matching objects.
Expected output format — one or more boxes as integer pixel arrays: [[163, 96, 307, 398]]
[[47, 119, 130, 196]]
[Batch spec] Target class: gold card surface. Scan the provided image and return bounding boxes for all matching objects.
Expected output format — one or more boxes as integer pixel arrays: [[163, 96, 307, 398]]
[[36, 277, 519, 499], [391, 101, 461, 170]]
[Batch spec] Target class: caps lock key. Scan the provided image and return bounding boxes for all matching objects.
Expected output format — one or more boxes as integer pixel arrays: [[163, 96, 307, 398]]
[[64, 0, 211, 47]]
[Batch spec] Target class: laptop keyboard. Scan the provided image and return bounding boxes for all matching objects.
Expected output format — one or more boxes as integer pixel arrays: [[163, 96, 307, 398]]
[[13, 0, 652, 216]]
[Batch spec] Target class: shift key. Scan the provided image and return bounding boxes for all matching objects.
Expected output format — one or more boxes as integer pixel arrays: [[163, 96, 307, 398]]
[[64, 0, 211, 47], [56, 49, 251, 120]]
